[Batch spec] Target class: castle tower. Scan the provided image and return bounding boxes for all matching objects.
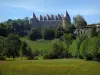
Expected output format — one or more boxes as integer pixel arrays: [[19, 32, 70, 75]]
[[30, 12, 39, 27], [62, 11, 71, 29]]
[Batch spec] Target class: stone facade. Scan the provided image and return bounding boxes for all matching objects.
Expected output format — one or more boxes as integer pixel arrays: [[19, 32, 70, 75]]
[[75, 24, 100, 37], [30, 11, 71, 28]]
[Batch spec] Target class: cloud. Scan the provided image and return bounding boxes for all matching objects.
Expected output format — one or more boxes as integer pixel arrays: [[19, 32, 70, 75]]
[[1, 0, 100, 15]]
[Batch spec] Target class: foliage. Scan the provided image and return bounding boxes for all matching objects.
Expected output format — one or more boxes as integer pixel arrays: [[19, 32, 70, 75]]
[[0, 23, 8, 37], [0, 56, 6, 60], [69, 40, 78, 57], [55, 26, 64, 38], [43, 42, 65, 59], [6, 34, 21, 60], [73, 15, 87, 28], [0, 36, 6, 56], [43, 28, 55, 40], [28, 28, 42, 40]]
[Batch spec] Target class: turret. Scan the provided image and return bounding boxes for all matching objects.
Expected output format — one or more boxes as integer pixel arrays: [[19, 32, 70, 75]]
[[62, 11, 71, 29], [58, 14, 62, 20], [64, 11, 71, 24], [47, 14, 51, 20], [51, 14, 55, 20], [40, 15, 43, 21], [55, 16, 59, 20], [32, 12, 37, 20], [43, 16, 47, 21]]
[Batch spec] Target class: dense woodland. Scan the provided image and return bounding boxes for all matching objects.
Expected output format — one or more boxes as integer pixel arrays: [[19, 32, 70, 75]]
[[0, 15, 100, 62]]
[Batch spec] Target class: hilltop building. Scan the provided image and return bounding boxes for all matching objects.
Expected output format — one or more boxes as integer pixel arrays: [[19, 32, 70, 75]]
[[30, 11, 71, 28]]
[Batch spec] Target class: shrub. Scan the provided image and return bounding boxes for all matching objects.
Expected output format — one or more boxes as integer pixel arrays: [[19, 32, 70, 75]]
[[0, 56, 6, 60], [43, 42, 65, 59], [28, 28, 42, 41], [43, 28, 55, 40]]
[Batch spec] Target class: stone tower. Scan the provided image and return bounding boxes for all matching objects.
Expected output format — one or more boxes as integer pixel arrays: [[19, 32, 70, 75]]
[[30, 12, 39, 27], [62, 11, 71, 29]]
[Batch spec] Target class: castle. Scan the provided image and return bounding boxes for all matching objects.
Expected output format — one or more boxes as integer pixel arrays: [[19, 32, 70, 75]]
[[30, 11, 100, 37], [30, 11, 71, 28]]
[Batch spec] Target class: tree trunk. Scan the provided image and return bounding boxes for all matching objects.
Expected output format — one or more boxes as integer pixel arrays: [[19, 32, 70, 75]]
[[21, 56, 22, 60], [13, 56, 14, 60]]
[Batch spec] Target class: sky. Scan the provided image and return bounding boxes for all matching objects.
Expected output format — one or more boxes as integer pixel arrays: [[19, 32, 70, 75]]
[[0, 0, 100, 24]]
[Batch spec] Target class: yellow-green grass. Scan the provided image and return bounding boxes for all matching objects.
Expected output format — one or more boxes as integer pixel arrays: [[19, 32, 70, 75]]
[[0, 59, 100, 75], [20, 37, 52, 52]]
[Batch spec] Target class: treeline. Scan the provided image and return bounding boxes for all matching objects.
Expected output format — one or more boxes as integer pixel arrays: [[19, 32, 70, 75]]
[[0, 15, 100, 62], [0, 17, 31, 37], [43, 32, 100, 62]]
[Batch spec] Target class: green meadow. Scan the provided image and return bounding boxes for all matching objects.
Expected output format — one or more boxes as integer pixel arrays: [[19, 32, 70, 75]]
[[0, 59, 100, 75], [0, 38, 99, 75], [20, 37, 53, 52]]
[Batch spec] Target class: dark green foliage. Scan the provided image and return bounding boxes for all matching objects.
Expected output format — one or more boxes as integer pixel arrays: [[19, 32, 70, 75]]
[[6, 34, 21, 60], [0, 23, 8, 37], [73, 15, 87, 28], [28, 28, 42, 40], [0, 56, 6, 60], [33, 49, 40, 56], [0, 36, 5, 56], [27, 47, 34, 60], [43, 42, 65, 59], [20, 41, 28, 57], [43, 28, 55, 40], [64, 24, 75, 33], [55, 26, 64, 38], [21, 41, 34, 60]]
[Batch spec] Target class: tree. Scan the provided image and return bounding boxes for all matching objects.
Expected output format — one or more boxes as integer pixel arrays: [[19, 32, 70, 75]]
[[28, 28, 42, 40], [73, 15, 87, 28], [0, 36, 5, 56], [20, 41, 28, 60], [43, 28, 55, 40], [43, 42, 65, 59], [55, 26, 64, 38], [0, 23, 8, 37], [23, 17, 31, 30], [80, 37, 97, 60], [21, 41, 34, 60], [69, 40, 78, 57], [63, 33, 73, 46], [6, 34, 21, 60]]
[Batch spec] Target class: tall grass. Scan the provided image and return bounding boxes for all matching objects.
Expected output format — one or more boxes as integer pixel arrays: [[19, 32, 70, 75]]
[[0, 59, 100, 75]]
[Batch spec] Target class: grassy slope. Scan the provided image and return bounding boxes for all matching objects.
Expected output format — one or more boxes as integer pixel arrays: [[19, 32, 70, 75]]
[[0, 59, 100, 75], [20, 37, 52, 52]]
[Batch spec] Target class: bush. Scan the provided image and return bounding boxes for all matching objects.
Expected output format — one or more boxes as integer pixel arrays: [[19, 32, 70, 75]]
[[43, 42, 65, 59], [0, 56, 6, 60], [28, 28, 42, 41], [27, 47, 34, 60], [34, 57, 38, 60], [43, 28, 55, 40]]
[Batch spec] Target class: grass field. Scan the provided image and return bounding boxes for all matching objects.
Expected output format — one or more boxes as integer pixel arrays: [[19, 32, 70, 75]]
[[20, 37, 53, 52], [0, 59, 100, 75]]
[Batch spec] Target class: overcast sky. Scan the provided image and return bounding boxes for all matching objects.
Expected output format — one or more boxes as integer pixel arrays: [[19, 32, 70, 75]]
[[0, 0, 100, 24]]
